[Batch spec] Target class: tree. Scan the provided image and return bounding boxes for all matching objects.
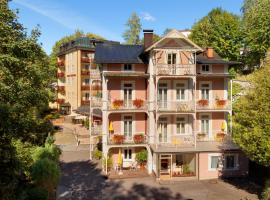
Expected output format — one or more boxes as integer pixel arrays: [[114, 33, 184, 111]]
[[189, 8, 242, 61], [122, 12, 142, 44], [241, 0, 270, 67], [163, 28, 172, 36], [233, 52, 270, 167], [0, 1, 54, 198]]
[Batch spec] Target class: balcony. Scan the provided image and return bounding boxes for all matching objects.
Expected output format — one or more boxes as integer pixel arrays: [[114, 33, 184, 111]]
[[196, 99, 231, 111], [90, 69, 101, 79], [156, 64, 196, 76], [57, 60, 65, 67], [81, 57, 93, 63], [81, 85, 90, 90], [157, 101, 195, 112], [107, 134, 148, 145], [196, 130, 231, 142], [81, 99, 90, 105], [57, 72, 65, 78], [156, 134, 195, 147], [91, 125, 102, 135], [57, 86, 65, 94], [56, 98, 65, 104], [108, 99, 148, 111]]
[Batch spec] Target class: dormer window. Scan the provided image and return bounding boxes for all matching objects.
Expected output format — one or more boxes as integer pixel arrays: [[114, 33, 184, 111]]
[[124, 64, 133, 71], [201, 64, 211, 73]]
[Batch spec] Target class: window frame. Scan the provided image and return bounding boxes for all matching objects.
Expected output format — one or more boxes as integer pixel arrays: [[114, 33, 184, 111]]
[[201, 64, 212, 74], [224, 154, 239, 171], [122, 64, 133, 72], [208, 153, 222, 171]]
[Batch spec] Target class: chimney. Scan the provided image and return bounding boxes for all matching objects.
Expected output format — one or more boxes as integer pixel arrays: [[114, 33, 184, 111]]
[[206, 47, 214, 58], [143, 29, 153, 49]]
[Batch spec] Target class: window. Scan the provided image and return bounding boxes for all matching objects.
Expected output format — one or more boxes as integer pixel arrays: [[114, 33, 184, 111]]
[[124, 149, 132, 160], [124, 64, 132, 71], [176, 83, 186, 100], [84, 79, 90, 85], [201, 83, 210, 100], [85, 93, 90, 100], [201, 115, 210, 134], [167, 53, 177, 65], [225, 154, 238, 170], [188, 53, 195, 64], [201, 64, 211, 73], [124, 116, 132, 140], [176, 117, 186, 134], [210, 156, 219, 169]]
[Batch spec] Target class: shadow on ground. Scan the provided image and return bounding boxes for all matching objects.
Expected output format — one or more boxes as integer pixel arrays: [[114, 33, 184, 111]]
[[221, 177, 262, 197], [58, 160, 184, 200]]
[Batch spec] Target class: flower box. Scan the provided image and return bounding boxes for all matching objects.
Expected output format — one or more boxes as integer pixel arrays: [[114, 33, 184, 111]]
[[133, 99, 144, 108], [92, 84, 102, 90], [113, 134, 125, 144], [197, 132, 206, 140], [197, 99, 209, 107], [215, 132, 226, 141], [112, 99, 123, 109], [133, 134, 145, 144], [216, 99, 227, 108]]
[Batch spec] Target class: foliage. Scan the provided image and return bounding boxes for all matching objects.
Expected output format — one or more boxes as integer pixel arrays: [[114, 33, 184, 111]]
[[135, 150, 147, 164], [122, 12, 142, 44], [183, 164, 191, 174], [189, 8, 242, 61], [233, 57, 270, 167], [31, 158, 60, 198], [93, 149, 102, 160], [26, 187, 48, 200], [228, 81, 244, 99], [163, 28, 172, 36], [103, 156, 113, 169], [262, 180, 270, 200], [32, 144, 61, 162], [45, 134, 55, 145], [241, 0, 270, 68]]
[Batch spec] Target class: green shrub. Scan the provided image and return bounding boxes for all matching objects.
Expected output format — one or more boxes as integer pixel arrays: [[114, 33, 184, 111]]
[[183, 164, 191, 174], [45, 134, 55, 145], [103, 156, 113, 169], [135, 150, 147, 164], [31, 158, 60, 198], [32, 144, 61, 162], [262, 180, 270, 200], [27, 187, 48, 200], [93, 149, 102, 160]]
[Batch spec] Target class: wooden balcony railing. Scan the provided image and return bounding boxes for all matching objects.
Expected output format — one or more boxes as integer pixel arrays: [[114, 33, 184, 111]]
[[157, 100, 195, 112], [81, 85, 90, 90], [57, 72, 65, 78], [156, 64, 196, 76], [196, 99, 231, 110], [81, 57, 93, 63], [107, 134, 148, 145], [108, 99, 148, 110]]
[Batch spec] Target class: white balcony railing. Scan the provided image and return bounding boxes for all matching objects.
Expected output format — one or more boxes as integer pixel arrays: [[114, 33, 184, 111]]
[[156, 134, 196, 147], [196, 99, 231, 110], [196, 130, 231, 142], [91, 97, 102, 107], [156, 64, 196, 76], [108, 99, 148, 110], [91, 125, 102, 135], [157, 100, 195, 112], [107, 133, 148, 145]]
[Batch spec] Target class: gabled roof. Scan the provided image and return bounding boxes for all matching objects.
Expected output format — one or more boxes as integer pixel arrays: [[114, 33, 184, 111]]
[[197, 50, 241, 65], [95, 43, 145, 64], [145, 29, 203, 52]]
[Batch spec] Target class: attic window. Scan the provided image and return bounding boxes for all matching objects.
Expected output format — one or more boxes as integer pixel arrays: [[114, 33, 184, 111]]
[[201, 64, 211, 73], [124, 64, 133, 71]]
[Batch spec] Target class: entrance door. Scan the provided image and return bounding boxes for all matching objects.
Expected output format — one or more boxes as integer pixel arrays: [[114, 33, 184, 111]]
[[159, 154, 172, 179], [123, 83, 133, 108], [124, 116, 133, 141], [158, 118, 168, 143], [158, 83, 168, 109]]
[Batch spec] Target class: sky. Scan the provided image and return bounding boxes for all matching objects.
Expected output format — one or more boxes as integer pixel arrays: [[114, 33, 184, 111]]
[[10, 0, 243, 55]]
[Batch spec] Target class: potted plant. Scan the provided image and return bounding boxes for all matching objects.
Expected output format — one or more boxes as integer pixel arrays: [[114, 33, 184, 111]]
[[112, 99, 123, 109], [135, 150, 147, 170], [197, 99, 209, 107], [216, 99, 227, 108], [133, 134, 145, 144], [113, 134, 125, 144], [133, 99, 144, 108]]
